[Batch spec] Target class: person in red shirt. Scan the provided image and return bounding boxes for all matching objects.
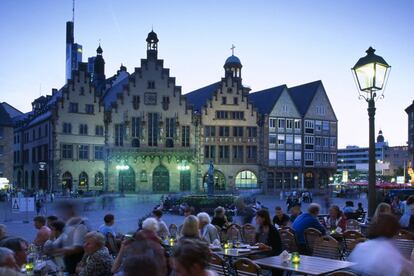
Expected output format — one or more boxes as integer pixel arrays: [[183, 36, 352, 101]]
[[33, 216, 51, 246]]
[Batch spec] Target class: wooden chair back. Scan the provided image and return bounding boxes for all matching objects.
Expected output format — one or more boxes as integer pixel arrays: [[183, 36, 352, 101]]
[[394, 229, 414, 240], [233, 258, 262, 276], [226, 224, 242, 242], [279, 229, 298, 253], [346, 219, 360, 232], [215, 225, 226, 242], [343, 230, 365, 253], [209, 252, 230, 276], [393, 239, 414, 259], [106, 232, 119, 256], [312, 235, 341, 260], [241, 223, 256, 245], [304, 228, 322, 255], [169, 223, 178, 238]]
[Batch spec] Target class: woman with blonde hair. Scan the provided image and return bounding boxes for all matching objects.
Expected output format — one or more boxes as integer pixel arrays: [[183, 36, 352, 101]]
[[180, 215, 200, 241], [371, 202, 392, 223]]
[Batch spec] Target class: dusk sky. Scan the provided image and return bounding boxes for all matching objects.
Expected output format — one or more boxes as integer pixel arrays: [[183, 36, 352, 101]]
[[0, 0, 413, 148]]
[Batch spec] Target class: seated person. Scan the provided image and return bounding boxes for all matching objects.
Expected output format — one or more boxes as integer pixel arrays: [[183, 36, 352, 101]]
[[197, 212, 220, 244], [0, 247, 19, 271], [292, 203, 326, 254], [0, 237, 29, 269], [211, 206, 229, 229], [255, 209, 283, 256], [179, 215, 200, 241], [98, 213, 117, 238], [33, 216, 52, 246], [324, 205, 347, 232], [171, 239, 216, 276], [289, 203, 302, 223], [272, 206, 290, 228], [75, 231, 113, 276]]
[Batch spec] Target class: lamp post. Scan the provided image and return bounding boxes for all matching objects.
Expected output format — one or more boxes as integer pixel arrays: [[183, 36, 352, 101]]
[[294, 175, 299, 189], [352, 47, 390, 219], [116, 165, 129, 197]]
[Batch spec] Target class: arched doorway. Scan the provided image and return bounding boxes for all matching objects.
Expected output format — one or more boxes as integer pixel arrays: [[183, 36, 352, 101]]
[[95, 172, 104, 188], [62, 171, 73, 191], [153, 165, 169, 192], [79, 172, 89, 190], [119, 167, 136, 192], [180, 170, 191, 191], [38, 170, 48, 191], [203, 170, 226, 191], [235, 170, 258, 189]]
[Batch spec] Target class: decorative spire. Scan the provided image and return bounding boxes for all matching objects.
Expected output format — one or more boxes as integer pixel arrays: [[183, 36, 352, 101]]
[[231, 44, 235, 56]]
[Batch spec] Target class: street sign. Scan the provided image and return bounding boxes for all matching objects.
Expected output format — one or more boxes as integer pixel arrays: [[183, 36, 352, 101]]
[[11, 198, 20, 213]]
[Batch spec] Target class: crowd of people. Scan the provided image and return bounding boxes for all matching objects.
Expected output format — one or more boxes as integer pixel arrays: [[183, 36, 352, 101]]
[[1, 194, 414, 275]]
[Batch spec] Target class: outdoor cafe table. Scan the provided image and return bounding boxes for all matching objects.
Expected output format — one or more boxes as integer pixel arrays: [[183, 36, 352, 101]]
[[254, 255, 355, 275]]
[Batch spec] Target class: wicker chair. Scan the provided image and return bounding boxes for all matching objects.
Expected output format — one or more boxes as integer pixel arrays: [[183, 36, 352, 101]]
[[393, 239, 414, 259], [343, 230, 365, 255], [241, 223, 256, 245], [304, 228, 323, 255], [312, 235, 342, 260], [233, 258, 262, 276], [209, 252, 230, 276], [226, 224, 242, 242], [169, 224, 178, 238], [346, 219, 361, 232], [279, 228, 298, 253], [394, 229, 414, 240]]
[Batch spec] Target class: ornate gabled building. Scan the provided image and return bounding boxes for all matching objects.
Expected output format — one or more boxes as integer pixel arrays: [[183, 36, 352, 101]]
[[186, 54, 261, 192], [103, 31, 196, 193]]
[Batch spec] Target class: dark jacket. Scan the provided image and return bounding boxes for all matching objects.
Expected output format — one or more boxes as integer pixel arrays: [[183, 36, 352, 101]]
[[292, 213, 326, 245], [256, 225, 283, 256]]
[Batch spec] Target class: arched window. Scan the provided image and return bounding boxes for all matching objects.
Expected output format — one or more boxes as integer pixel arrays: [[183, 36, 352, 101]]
[[202, 170, 226, 191], [153, 165, 169, 192], [235, 170, 258, 189], [62, 171, 73, 191], [95, 172, 104, 186], [79, 172, 88, 189]]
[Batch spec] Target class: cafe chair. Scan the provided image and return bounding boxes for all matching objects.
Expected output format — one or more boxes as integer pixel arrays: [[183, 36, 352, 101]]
[[394, 229, 414, 240], [242, 223, 256, 245], [312, 236, 341, 260], [304, 228, 323, 255], [393, 238, 414, 259], [226, 224, 242, 242], [345, 219, 360, 232], [233, 258, 262, 276], [209, 252, 230, 276], [279, 228, 298, 253], [326, 271, 358, 276], [215, 225, 227, 242], [169, 224, 178, 238], [281, 226, 295, 234], [343, 230, 365, 255], [106, 232, 119, 256]]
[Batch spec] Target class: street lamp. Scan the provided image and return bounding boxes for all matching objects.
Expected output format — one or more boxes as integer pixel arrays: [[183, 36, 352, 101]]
[[352, 47, 390, 220], [293, 175, 299, 189], [116, 164, 129, 196]]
